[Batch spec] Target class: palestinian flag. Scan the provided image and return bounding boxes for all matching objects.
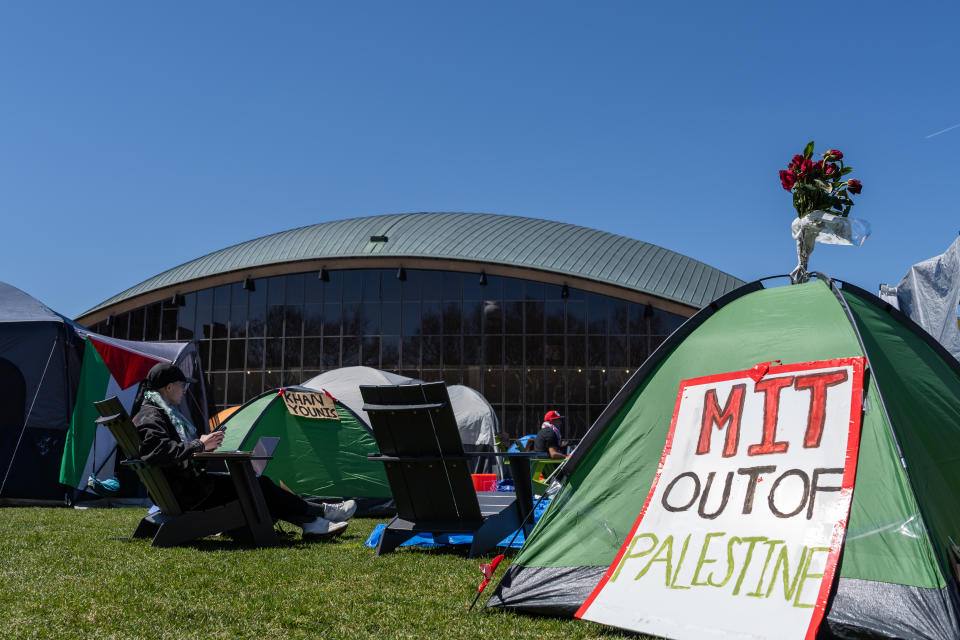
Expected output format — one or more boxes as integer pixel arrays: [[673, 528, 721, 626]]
[[58, 336, 166, 490]]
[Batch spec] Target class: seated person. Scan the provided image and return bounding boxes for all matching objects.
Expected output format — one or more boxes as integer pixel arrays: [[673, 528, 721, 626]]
[[133, 363, 355, 540], [533, 410, 566, 460]]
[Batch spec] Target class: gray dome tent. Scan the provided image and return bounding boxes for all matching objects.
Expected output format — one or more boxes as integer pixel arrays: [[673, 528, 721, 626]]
[[301, 367, 500, 471]]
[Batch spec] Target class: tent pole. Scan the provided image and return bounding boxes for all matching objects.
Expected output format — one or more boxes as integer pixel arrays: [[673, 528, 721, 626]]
[[92, 445, 118, 477], [827, 280, 907, 464], [826, 279, 960, 601]]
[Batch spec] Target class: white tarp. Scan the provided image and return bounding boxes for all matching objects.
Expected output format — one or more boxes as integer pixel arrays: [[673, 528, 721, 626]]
[[300, 366, 497, 447], [894, 236, 960, 362], [577, 358, 865, 640]]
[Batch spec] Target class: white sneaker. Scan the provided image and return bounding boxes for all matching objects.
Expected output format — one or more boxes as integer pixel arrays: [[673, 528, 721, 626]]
[[323, 500, 357, 522], [302, 516, 348, 540]]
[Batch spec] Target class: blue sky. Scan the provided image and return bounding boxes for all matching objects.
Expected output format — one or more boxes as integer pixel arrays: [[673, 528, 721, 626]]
[[2, 2, 958, 318]]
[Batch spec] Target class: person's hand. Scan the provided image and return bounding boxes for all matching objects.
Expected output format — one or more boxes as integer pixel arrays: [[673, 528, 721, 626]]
[[200, 431, 224, 452]]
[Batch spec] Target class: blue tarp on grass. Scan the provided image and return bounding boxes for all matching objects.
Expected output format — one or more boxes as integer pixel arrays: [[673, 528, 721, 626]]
[[364, 497, 551, 550]]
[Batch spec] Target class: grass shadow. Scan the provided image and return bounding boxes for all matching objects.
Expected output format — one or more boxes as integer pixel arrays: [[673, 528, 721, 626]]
[[105, 526, 359, 552], [367, 541, 527, 560]]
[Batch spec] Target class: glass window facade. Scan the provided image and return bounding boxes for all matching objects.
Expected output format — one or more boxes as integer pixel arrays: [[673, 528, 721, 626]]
[[93, 268, 686, 440]]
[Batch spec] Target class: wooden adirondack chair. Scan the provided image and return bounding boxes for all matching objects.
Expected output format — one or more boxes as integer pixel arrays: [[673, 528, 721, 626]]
[[93, 397, 277, 548]]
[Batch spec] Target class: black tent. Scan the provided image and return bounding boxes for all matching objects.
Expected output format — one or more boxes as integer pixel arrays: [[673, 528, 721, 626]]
[[0, 282, 207, 503], [0, 282, 82, 500]]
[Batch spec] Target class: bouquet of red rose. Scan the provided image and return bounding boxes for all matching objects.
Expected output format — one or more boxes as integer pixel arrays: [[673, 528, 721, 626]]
[[779, 141, 862, 218]]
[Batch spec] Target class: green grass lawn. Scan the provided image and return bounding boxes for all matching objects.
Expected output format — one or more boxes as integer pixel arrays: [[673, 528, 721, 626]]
[[0, 508, 640, 640]]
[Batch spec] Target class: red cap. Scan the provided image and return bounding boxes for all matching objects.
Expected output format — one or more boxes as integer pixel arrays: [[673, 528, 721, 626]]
[[544, 410, 563, 422]]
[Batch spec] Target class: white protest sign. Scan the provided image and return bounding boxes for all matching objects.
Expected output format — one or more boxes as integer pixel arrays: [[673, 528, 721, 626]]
[[281, 389, 340, 421], [577, 358, 865, 640]]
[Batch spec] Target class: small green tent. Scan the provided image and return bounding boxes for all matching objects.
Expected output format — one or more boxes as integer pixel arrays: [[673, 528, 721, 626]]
[[488, 277, 960, 640], [218, 386, 390, 508]]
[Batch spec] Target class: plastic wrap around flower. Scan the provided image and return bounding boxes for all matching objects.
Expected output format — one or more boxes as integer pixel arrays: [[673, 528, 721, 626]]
[[790, 211, 871, 283]]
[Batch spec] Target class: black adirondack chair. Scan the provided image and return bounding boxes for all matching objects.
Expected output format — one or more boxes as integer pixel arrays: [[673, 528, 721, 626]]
[[93, 397, 277, 548], [361, 382, 533, 557]]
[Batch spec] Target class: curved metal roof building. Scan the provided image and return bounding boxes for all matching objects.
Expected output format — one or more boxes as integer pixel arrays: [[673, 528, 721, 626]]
[[76, 212, 744, 437], [79, 212, 742, 322]]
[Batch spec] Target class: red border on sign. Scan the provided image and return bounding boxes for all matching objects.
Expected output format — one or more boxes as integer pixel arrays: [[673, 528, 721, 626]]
[[575, 357, 865, 640]]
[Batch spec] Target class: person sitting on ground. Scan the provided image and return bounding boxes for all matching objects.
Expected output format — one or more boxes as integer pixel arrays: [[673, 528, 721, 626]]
[[533, 410, 567, 460], [133, 363, 355, 540]]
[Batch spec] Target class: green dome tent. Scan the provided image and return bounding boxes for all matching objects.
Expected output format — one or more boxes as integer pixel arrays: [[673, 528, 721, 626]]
[[487, 277, 960, 640], [218, 386, 391, 511]]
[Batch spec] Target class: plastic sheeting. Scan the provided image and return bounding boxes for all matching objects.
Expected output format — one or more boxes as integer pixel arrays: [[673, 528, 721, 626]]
[[486, 565, 605, 615], [790, 211, 871, 283], [822, 578, 960, 640], [364, 498, 551, 550], [364, 523, 526, 549], [487, 565, 960, 639], [893, 235, 960, 362]]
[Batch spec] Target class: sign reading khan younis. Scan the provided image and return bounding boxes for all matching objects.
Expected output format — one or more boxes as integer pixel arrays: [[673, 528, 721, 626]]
[[577, 358, 865, 640], [281, 389, 340, 421]]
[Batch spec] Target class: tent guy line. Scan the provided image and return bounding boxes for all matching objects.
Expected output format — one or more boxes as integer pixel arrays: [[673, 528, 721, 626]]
[[0, 336, 59, 496]]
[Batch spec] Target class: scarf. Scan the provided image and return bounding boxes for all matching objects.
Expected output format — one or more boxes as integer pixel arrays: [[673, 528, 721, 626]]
[[144, 390, 198, 443], [542, 421, 562, 442]]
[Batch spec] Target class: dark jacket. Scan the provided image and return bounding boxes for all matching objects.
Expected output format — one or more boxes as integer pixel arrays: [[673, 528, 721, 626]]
[[533, 424, 561, 457], [133, 399, 213, 509]]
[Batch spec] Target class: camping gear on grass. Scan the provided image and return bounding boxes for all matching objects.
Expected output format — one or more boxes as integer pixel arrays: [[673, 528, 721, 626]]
[[487, 276, 960, 640], [364, 496, 553, 551], [86, 474, 120, 497]]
